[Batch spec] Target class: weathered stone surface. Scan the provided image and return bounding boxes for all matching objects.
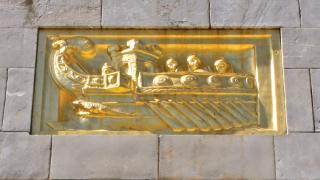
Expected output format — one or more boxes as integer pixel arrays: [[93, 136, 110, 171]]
[[0, 0, 101, 27], [0, 28, 37, 67], [102, 0, 209, 28], [210, 0, 300, 27], [300, 0, 320, 27], [159, 135, 275, 179], [0, 68, 6, 129], [0, 0, 31, 27], [311, 69, 320, 131], [282, 28, 320, 68], [0, 132, 51, 179], [2, 68, 34, 131], [275, 133, 320, 179], [51, 135, 158, 179], [284, 69, 313, 132]]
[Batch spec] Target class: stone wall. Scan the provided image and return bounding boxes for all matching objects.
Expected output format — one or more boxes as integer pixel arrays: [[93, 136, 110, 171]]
[[0, 0, 319, 179]]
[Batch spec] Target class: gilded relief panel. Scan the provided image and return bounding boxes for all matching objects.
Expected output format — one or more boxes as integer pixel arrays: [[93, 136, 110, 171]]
[[32, 29, 286, 135]]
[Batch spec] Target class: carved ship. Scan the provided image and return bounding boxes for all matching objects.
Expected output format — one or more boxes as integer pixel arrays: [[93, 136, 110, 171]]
[[49, 37, 259, 133]]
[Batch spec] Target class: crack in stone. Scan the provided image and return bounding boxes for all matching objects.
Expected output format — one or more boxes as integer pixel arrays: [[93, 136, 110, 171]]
[[23, 0, 51, 26], [297, 0, 302, 27], [22, 0, 35, 26], [309, 69, 316, 132], [254, 1, 269, 26], [0, 68, 8, 131]]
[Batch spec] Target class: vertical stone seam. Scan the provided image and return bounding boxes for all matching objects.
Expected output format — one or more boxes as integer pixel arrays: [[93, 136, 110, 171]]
[[309, 69, 316, 132], [273, 136, 277, 179], [208, 0, 212, 28], [100, 0, 103, 28], [157, 135, 160, 179], [29, 29, 39, 134], [297, 0, 302, 28], [48, 136, 53, 179], [0, 68, 8, 131]]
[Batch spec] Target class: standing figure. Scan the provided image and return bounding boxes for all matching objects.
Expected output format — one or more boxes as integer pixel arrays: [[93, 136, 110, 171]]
[[214, 57, 233, 73], [101, 62, 117, 86], [101, 62, 116, 75], [165, 58, 182, 72], [187, 55, 207, 72]]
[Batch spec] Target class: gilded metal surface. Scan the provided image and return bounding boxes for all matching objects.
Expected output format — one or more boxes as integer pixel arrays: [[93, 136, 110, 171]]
[[32, 29, 286, 135]]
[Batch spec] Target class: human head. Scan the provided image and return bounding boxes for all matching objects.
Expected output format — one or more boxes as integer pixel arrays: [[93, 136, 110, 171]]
[[102, 62, 109, 70], [187, 55, 202, 71], [166, 58, 179, 72], [214, 57, 231, 73]]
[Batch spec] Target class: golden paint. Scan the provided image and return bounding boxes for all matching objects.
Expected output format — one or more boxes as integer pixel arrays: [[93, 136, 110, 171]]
[[32, 29, 286, 135]]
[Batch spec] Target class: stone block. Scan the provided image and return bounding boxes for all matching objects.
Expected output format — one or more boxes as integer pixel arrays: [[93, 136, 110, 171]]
[[0, 132, 51, 179], [275, 133, 320, 179], [311, 69, 320, 131], [102, 0, 209, 28], [2, 68, 34, 131], [0, 0, 101, 27], [284, 69, 313, 132], [0, 28, 37, 67], [0, 68, 6, 129], [210, 0, 300, 27], [31, 0, 101, 27], [300, 0, 320, 27], [282, 28, 320, 68], [159, 135, 275, 179], [51, 135, 158, 179]]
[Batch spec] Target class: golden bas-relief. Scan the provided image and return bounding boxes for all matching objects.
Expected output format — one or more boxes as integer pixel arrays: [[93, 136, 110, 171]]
[[32, 29, 286, 135]]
